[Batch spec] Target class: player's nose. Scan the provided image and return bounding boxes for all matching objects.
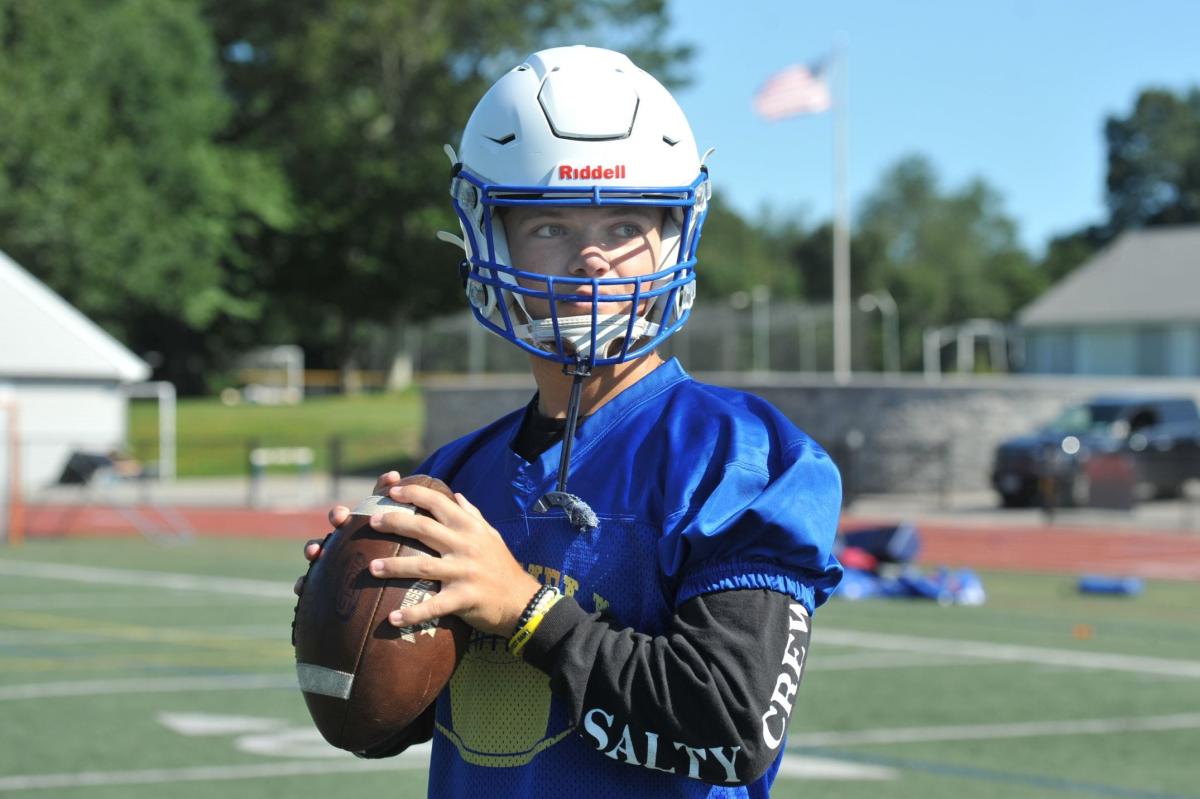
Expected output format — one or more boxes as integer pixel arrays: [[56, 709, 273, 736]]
[[569, 243, 613, 278]]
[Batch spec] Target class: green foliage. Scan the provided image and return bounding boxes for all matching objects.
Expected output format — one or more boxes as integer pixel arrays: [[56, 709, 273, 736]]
[[0, 0, 292, 383], [1039, 223, 1111, 284], [1040, 85, 1200, 283], [696, 196, 803, 299], [1105, 87, 1200, 230], [203, 0, 689, 376], [853, 156, 1045, 369], [0, 0, 686, 392]]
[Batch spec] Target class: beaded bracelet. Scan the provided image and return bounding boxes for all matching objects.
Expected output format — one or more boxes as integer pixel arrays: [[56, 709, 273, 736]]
[[508, 585, 562, 657]]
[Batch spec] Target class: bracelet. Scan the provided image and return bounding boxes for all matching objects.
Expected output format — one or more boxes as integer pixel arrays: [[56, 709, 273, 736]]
[[515, 585, 552, 630], [507, 585, 562, 657]]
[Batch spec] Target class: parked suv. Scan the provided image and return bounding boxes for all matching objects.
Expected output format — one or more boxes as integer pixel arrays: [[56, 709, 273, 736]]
[[991, 396, 1200, 507]]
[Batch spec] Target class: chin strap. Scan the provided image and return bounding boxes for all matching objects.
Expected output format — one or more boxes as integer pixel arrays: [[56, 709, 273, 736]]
[[532, 361, 599, 531]]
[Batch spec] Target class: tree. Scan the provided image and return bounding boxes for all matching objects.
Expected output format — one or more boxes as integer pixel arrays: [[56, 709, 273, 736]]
[[853, 155, 1043, 370], [694, 197, 804, 300], [1105, 87, 1200, 230], [202, 0, 691, 380], [1036, 86, 1200, 285], [0, 0, 292, 391]]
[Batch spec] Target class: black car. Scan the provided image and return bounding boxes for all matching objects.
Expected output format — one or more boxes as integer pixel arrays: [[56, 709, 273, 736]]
[[991, 396, 1200, 508]]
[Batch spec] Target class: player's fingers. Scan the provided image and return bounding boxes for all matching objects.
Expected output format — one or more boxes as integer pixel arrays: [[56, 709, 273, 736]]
[[372, 470, 403, 495], [388, 592, 452, 628], [293, 575, 306, 596], [327, 505, 350, 528], [455, 492, 483, 519], [369, 552, 452, 583], [303, 540, 324, 562], [455, 492, 501, 538], [369, 510, 454, 553], [388, 483, 470, 529]]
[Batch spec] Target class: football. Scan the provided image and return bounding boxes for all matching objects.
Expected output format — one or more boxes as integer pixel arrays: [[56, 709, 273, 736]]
[[292, 474, 469, 756]]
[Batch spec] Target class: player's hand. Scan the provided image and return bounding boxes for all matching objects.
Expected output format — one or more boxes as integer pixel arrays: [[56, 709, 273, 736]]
[[293, 470, 408, 596], [367, 482, 541, 638]]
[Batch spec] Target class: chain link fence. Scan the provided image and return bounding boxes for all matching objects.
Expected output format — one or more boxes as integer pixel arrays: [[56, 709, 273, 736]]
[[407, 299, 839, 375]]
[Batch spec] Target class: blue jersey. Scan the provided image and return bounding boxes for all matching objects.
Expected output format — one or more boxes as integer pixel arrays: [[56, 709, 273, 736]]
[[415, 358, 842, 798]]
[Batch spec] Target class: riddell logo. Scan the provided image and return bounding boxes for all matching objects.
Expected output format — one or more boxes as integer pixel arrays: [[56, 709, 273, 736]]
[[558, 164, 627, 180]]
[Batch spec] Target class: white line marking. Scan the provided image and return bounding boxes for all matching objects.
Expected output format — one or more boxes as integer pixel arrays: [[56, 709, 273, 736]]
[[808, 652, 989, 670], [0, 624, 289, 645], [789, 713, 1200, 747], [0, 674, 297, 701], [776, 755, 896, 780], [0, 750, 432, 792], [0, 593, 280, 609], [821, 629, 1200, 678], [0, 560, 291, 599], [158, 713, 290, 737], [0, 747, 892, 790]]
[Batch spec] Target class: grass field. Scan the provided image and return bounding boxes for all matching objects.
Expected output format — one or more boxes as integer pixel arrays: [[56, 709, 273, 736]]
[[0, 537, 1197, 798], [128, 390, 424, 477]]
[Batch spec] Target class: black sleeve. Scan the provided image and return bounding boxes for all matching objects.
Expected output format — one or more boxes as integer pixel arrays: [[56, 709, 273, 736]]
[[520, 589, 812, 786]]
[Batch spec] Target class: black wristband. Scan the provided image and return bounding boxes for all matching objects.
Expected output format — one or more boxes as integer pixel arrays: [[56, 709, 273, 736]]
[[514, 585, 553, 635]]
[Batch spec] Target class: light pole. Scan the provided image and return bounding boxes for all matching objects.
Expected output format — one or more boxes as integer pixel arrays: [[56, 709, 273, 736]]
[[858, 290, 899, 374]]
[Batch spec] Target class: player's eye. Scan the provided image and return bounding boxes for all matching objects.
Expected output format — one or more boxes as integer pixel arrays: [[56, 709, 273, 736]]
[[612, 222, 644, 238], [532, 223, 567, 238]]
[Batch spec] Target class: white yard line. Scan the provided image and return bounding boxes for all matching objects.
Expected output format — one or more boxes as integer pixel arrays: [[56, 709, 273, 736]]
[[0, 624, 288, 645], [0, 749, 893, 790], [808, 651, 990, 670], [789, 713, 1200, 748], [0, 560, 291, 600], [776, 755, 896, 780], [820, 629, 1200, 679], [0, 756, 427, 792], [0, 674, 297, 701], [0, 593, 279, 609]]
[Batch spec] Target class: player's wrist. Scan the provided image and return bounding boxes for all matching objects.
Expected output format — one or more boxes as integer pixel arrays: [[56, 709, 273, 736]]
[[501, 580, 543, 636], [507, 584, 563, 657]]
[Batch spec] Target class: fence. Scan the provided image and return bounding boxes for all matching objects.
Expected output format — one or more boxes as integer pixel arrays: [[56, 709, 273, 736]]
[[407, 300, 840, 375]]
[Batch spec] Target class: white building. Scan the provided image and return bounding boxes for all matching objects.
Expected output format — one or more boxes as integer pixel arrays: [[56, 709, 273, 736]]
[[0, 249, 150, 492], [1019, 226, 1200, 377]]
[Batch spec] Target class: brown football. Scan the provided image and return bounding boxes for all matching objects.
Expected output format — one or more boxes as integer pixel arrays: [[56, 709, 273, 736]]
[[292, 474, 469, 756]]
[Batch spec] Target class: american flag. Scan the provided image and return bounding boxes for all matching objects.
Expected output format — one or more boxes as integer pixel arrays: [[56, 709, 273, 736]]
[[752, 62, 831, 121]]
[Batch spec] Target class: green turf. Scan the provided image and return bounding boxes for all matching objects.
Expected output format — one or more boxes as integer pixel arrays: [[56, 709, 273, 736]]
[[1, 539, 1197, 799], [128, 390, 424, 477]]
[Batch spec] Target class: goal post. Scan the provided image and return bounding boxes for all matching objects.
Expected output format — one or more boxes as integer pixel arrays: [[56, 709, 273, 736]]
[[124, 381, 177, 482]]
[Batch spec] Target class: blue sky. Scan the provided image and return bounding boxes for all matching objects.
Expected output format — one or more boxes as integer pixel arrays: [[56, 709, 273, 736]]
[[665, 0, 1200, 254]]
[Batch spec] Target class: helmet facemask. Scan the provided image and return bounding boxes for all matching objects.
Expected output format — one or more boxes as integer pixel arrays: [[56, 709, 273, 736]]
[[450, 167, 709, 368]]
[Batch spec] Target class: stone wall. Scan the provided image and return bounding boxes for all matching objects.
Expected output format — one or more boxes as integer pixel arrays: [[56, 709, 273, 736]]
[[421, 370, 1200, 494]]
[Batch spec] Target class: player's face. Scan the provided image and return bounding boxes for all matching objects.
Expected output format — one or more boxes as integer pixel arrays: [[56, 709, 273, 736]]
[[501, 206, 664, 319]]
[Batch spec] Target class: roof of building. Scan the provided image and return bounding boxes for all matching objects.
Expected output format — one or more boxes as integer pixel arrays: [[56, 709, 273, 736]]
[[0, 249, 150, 382], [1019, 225, 1200, 327]]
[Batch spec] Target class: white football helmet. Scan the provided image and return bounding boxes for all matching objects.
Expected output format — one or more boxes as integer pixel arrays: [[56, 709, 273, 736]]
[[444, 45, 711, 368]]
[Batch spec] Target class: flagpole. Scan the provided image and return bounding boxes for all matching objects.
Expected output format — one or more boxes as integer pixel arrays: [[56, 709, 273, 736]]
[[832, 34, 852, 383]]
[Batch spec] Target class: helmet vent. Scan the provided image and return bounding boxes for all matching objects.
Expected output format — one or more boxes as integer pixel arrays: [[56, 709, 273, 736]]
[[485, 133, 517, 145], [663, 134, 679, 146]]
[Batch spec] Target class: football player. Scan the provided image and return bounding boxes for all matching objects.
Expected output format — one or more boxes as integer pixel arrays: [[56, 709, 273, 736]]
[[297, 45, 843, 797]]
